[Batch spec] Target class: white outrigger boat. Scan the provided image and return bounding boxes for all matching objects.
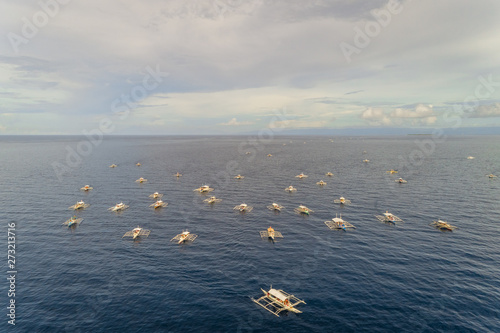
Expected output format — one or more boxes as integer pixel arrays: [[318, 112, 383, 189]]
[[149, 192, 164, 199], [171, 230, 198, 244], [294, 205, 313, 215], [267, 203, 284, 211], [430, 219, 457, 231], [285, 185, 297, 192], [487, 174, 497, 179], [252, 287, 306, 317], [63, 215, 83, 227], [316, 180, 327, 186], [259, 226, 283, 241], [386, 169, 398, 174], [150, 200, 168, 209], [325, 172, 334, 177], [108, 202, 129, 212], [395, 178, 407, 183], [193, 185, 214, 193], [109, 164, 117, 168], [334, 196, 351, 205], [467, 156, 475, 160], [135, 177, 147, 183], [325, 214, 355, 231], [80, 185, 93, 191], [175, 172, 182, 177], [295, 173, 308, 179], [233, 203, 253, 213], [234, 174, 244, 179], [203, 196, 222, 204], [69, 200, 90, 210], [363, 159, 370, 163], [123, 226, 150, 240], [375, 211, 403, 224]]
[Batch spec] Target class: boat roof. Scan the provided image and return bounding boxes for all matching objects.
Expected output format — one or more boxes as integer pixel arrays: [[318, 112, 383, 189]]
[[269, 289, 288, 301]]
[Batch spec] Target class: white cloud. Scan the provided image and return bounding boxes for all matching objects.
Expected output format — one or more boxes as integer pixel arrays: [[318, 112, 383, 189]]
[[471, 103, 500, 118], [390, 104, 437, 126], [273, 119, 327, 129], [360, 107, 392, 126], [361, 107, 385, 120], [423, 116, 437, 125], [390, 104, 434, 118], [219, 118, 254, 126], [361, 104, 437, 126]]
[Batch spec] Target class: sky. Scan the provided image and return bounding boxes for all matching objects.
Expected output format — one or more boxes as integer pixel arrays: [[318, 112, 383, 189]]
[[1, 0, 500, 135]]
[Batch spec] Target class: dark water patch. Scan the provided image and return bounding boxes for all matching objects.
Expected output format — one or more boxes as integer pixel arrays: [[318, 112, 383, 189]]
[[1, 135, 500, 332]]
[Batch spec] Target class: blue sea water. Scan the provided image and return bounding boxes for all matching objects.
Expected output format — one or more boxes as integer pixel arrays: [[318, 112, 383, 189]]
[[1, 135, 500, 332]]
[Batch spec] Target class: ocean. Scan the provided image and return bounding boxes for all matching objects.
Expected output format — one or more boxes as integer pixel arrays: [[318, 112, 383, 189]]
[[1, 135, 499, 332]]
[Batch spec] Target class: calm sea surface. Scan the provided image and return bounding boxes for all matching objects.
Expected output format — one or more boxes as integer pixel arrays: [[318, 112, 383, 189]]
[[1, 135, 499, 332]]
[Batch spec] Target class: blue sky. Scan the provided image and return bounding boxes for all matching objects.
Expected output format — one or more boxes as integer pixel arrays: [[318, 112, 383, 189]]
[[1, 0, 500, 135]]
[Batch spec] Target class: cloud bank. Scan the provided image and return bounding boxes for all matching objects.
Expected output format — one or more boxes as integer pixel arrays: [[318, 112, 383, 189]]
[[1, 0, 500, 134]]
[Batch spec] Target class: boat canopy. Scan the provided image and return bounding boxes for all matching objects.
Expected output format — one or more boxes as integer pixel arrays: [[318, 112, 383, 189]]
[[269, 289, 288, 301]]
